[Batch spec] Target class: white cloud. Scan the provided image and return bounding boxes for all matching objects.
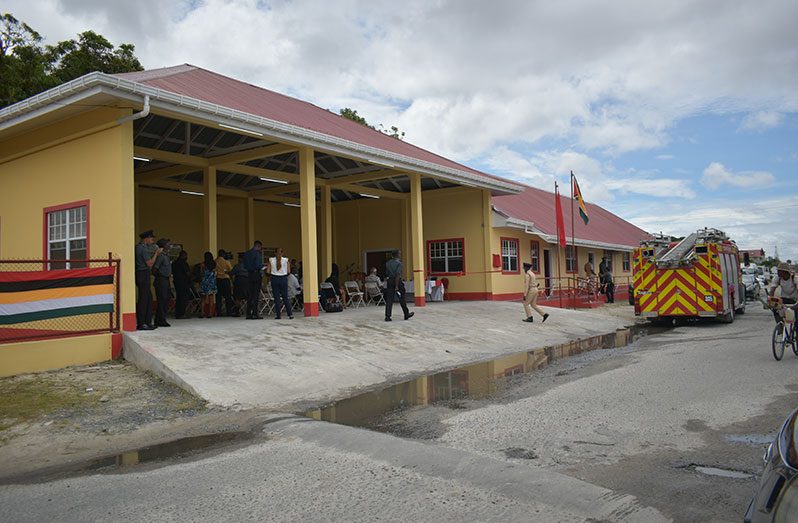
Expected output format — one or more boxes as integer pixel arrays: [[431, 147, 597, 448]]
[[5, 0, 798, 159], [605, 177, 695, 199], [739, 110, 784, 132], [619, 196, 798, 261], [700, 162, 775, 190], [656, 154, 675, 160]]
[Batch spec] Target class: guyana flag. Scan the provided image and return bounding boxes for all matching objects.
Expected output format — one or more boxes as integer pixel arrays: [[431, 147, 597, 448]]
[[0, 266, 114, 325], [573, 175, 589, 225]]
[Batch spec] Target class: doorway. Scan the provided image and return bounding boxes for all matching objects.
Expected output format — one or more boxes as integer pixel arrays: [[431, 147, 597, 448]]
[[543, 249, 552, 296], [364, 249, 396, 279]]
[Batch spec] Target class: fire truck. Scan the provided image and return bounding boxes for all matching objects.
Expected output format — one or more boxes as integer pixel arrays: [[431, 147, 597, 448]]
[[633, 228, 745, 323]]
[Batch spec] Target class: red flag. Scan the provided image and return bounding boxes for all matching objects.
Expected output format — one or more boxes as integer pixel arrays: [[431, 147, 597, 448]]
[[555, 186, 567, 249]]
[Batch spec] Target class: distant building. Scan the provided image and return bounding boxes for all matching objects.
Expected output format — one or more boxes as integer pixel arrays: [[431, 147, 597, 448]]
[[739, 248, 765, 265]]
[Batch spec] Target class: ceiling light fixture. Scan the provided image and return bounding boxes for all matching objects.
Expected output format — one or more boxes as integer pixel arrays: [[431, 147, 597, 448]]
[[284, 203, 301, 207], [259, 177, 289, 184], [133, 156, 151, 162], [219, 123, 264, 137], [180, 190, 204, 196], [359, 193, 380, 199]]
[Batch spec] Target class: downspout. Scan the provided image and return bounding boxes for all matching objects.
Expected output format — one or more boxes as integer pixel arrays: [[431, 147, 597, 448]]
[[117, 95, 150, 124]]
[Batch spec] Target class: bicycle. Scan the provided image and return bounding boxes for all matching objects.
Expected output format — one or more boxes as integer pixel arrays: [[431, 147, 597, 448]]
[[769, 297, 797, 361]]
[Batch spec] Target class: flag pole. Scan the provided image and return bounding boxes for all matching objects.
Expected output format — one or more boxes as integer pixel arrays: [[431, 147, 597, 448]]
[[570, 171, 576, 296], [555, 181, 563, 309]]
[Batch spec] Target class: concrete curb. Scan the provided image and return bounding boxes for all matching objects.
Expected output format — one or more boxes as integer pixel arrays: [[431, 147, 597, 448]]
[[122, 334, 203, 399]]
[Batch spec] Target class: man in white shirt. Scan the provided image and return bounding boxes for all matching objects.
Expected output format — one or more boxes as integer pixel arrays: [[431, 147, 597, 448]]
[[365, 267, 384, 289], [267, 247, 292, 319], [287, 272, 303, 303], [770, 262, 798, 323]]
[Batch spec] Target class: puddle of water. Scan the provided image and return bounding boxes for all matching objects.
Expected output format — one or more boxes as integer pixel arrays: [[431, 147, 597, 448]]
[[302, 323, 667, 429], [1, 431, 254, 485], [725, 434, 774, 446], [693, 465, 753, 479]]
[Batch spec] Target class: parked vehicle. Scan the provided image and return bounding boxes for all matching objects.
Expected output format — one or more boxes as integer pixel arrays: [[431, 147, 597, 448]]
[[745, 406, 798, 521], [743, 272, 761, 300], [633, 228, 744, 323]]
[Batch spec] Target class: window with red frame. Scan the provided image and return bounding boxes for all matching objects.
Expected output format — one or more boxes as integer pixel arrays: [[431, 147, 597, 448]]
[[428, 239, 464, 274], [47, 205, 87, 269], [501, 237, 519, 273], [530, 240, 540, 272], [622, 251, 631, 272], [565, 245, 577, 273]]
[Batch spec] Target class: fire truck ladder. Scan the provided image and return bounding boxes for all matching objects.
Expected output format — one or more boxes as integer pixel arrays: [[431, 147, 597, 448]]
[[659, 232, 699, 265]]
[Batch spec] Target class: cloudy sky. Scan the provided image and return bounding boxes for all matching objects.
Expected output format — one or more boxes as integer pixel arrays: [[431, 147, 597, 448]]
[[7, 0, 798, 259]]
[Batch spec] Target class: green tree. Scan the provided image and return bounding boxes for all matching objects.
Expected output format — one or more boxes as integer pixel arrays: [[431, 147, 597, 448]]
[[45, 30, 142, 83], [339, 106, 405, 140], [0, 13, 50, 107], [0, 14, 143, 108]]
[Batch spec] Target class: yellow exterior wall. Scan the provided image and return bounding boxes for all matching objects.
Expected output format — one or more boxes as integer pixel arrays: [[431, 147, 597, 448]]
[[0, 334, 112, 377], [422, 188, 489, 297], [136, 190, 302, 265], [0, 107, 135, 322], [333, 198, 403, 278]]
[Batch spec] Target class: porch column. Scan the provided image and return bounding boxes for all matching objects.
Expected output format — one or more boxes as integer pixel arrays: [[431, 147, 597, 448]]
[[299, 147, 319, 316], [482, 189, 494, 299], [203, 166, 217, 254], [409, 172, 426, 306], [319, 184, 333, 278], [245, 196, 255, 246]]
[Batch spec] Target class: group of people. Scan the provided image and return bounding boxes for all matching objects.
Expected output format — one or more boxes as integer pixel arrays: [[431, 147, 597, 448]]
[[134, 232, 303, 330]]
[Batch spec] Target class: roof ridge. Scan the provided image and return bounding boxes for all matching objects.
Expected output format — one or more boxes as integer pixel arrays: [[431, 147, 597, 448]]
[[114, 63, 198, 82]]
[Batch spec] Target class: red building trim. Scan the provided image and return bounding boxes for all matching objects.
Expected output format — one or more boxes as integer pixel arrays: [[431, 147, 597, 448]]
[[530, 240, 540, 273], [415, 295, 426, 307], [426, 237, 466, 276], [304, 302, 319, 317], [500, 236, 520, 274], [445, 292, 491, 301], [42, 199, 91, 269], [565, 244, 578, 274], [111, 332, 123, 359], [122, 312, 137, 332]]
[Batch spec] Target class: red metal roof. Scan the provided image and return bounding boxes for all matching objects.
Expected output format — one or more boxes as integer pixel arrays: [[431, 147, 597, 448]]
[[492, 186, 650, 248], [115, 64, 517, 188]]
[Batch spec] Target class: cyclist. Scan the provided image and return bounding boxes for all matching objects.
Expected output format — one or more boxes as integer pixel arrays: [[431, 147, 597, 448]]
[[769, 262, 798, 323]]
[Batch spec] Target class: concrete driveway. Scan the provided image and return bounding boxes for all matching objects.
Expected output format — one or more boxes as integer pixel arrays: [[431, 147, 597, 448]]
[[124, 301, 629, 409]]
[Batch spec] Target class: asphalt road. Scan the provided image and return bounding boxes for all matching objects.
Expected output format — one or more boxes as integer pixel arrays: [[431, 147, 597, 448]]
[[378, 302, 796, 522], [0, 304, 792, 522]]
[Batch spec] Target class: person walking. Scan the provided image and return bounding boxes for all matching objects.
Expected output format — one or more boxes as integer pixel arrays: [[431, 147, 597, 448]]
[[268, 247, 293, 319], [152, 238, 173, 327], [172, 250, 192, 319], [384, 249, 413, 322], [134, 230, 160, 331], [215, 249, 236, 316], [243, 240, 264, 319], [522, 262, 549, 323]]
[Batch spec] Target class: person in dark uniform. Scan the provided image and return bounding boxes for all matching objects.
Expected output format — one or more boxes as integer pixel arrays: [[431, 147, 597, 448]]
[[172, 250, 192, 319], [152, 238, 172, 327], [135, 230, 161, 330], [602, 268, 615, 303], [384, 249, 414, 322], [243, 240, 264, 319]]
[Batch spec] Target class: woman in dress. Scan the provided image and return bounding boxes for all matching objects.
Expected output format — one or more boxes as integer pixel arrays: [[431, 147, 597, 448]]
[[200, 251, 217, 318], [522, 262, 549, 323]]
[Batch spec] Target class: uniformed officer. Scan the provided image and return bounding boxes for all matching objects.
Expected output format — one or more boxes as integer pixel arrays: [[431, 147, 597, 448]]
[[135, 230, 161, 330], [243, 240, 264, 319], [152, 238, 173, 327], [384, 249, 414, 322]]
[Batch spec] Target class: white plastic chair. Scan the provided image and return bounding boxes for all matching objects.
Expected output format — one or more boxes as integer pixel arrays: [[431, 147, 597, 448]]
[[345, 280, 365, 308], [259, 285, 275, 316], [364, 281, 385, 306]]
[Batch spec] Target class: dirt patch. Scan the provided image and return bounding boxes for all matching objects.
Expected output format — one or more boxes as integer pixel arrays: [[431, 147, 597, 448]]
[[0, 360, 211, 476]]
